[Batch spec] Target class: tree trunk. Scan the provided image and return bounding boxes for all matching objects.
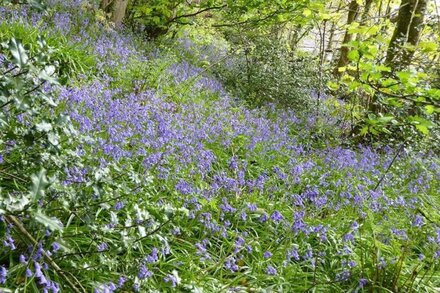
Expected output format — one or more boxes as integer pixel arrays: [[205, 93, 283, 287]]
[[333, 0, 360, 77], [325, 1, 343, 60], [384, 0, 428, 69], [100, 0, 111, 13], [112, 0, 129, 26], [356, 0, 374, 41]]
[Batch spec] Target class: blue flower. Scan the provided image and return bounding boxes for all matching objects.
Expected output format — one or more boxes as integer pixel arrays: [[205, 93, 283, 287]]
[[0, 266, 7, 284], [265, 265, 277, 275], [270, 210, 284, 222], [138, 265, 153, 279], [51, 242, 61, 252], [164, 274, 178, 287], [97, 242, 108, 252]]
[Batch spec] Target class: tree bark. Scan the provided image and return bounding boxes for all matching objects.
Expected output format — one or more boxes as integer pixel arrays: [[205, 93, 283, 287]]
[[100, 0, 111, 13], [384, 0, 429, 69], [112, 0, 129, 26], [356, 0, 374, 41], [333, 0, 360, 77], [325, 0, 343, 60]]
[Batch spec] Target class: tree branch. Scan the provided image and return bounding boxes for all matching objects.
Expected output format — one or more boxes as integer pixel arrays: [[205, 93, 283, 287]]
[[4, 215, 87, 293], [168, 5, 226, 24]]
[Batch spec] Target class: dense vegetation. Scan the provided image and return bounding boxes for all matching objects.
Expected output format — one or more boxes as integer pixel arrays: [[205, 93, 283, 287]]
[[0, 0, 439, 292]]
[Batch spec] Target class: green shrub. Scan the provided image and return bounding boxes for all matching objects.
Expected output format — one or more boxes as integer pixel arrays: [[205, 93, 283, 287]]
[[0, 22, 96, 82]]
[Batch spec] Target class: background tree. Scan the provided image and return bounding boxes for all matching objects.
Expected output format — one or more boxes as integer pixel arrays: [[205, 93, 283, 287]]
[[385, 0, 429, 69]]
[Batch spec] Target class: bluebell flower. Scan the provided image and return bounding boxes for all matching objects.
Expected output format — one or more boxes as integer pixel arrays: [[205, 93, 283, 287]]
[[265, 265, 277, 275], [19, 254, 27, 264], [138, 265, 153, 279], [0, 266, 7, 284], [97, 242, 108, 252], [25, 268, 33, 277], [224, 257, 238, 272], [51, 242, 61, 252], [263, 251, 273, 259], [117, 276, 127, 288], [270, 210, 284, 222], [164, 274, 178, 287]]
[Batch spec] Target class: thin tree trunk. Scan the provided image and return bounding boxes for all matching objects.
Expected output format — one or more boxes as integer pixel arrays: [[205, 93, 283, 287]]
[[100, 0, 111, 13], [401, 0, 428, 66], [325, 1, 343, 59], [385, 0, 428, 69], [333, 0, 360, 77], [356, 0, 374, 41], [112, 0, 129, 26]]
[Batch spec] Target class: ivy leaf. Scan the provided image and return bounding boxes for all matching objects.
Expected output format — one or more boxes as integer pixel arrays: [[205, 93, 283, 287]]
[[9, 38, 28, 68]]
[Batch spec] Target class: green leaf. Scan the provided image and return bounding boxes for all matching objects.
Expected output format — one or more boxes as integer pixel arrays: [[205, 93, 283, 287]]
[[415, 124, 429, 135], [9, 38, 28, 68], [326, 81, 340, 91], [302, 8, 312, 17], [38, 65, 59, 84], [419, 41, 438, 53], [30, 169, 50, 201], [347, 50, 359, 61], [34, 210, 63, 231], [377, 115, 394, 123], [424, 105, 435, 114]]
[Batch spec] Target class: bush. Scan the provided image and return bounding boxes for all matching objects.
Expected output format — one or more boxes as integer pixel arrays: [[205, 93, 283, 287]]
[[212, 33, 326, 111]]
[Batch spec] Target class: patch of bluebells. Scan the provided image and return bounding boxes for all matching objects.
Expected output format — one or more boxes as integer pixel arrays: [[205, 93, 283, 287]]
[[1, 2, 440, 292]]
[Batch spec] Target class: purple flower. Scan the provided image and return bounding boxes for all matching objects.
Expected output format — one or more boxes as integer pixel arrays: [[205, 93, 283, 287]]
[[258, 213, 268, 223], [270, 210, 284, 222], [0, 266, 7, 284], [351, 221, 359, 230], [412, 215, 424, 228], [114, 201, 125, 211], [146, 248, 159, 263], [51, 242, 61, 252], [3, 235, 16, 250], [117, 276, 127, 288], [25, 268, 33, 277], [263, 251, 273, 259], [265, 265, 277, 275], [19, 254, 27, 264], [164, 273, 179, 287], [224, 257, 238, 272], [175, 180, 193, 195], [33, 243, 44, 260], [336, 270, 350, 281], [220, 198, 236, 213], [358, 278, 368, 288], [287, 248, 300, 261], [343, 233, 354, 243], [34, 262, 48, 285], [97, 242, 108, 252], [138, 265, 153, 279]]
